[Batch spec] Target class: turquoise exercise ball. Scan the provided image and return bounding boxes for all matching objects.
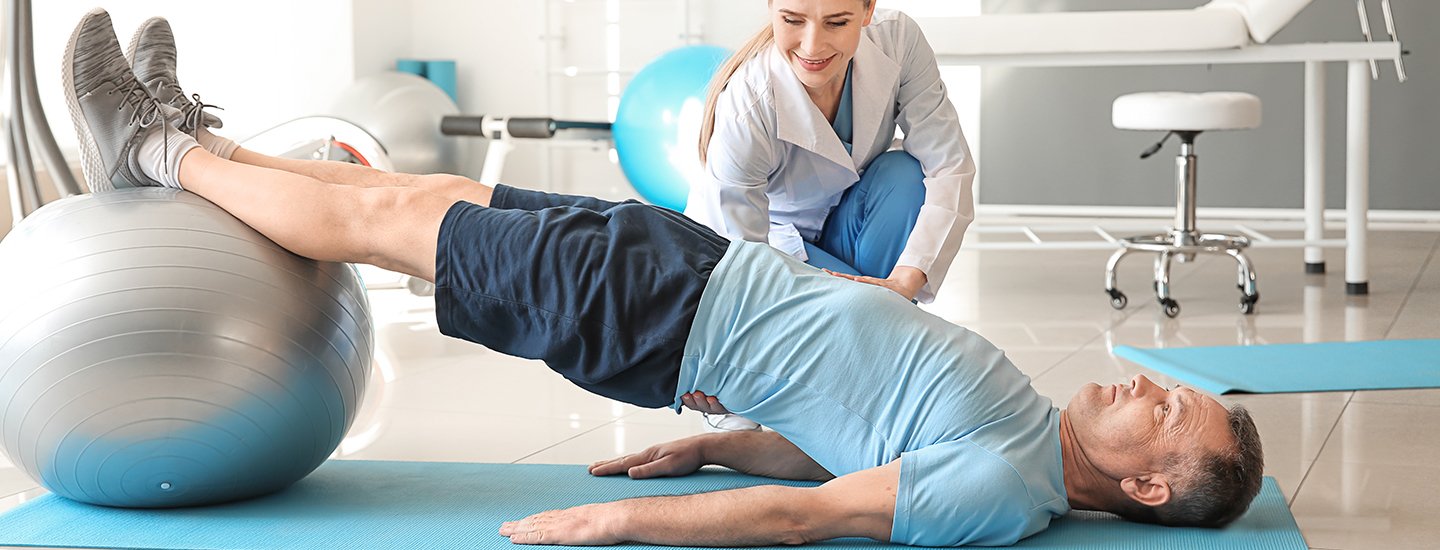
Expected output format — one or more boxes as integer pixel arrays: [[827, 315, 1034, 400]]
[[0, 189, 373, 508], [613, 45, 730, 211]]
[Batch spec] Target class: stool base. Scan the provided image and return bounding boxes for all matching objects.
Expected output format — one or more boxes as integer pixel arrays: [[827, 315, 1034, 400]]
[[1104, 230, 1260, 318]]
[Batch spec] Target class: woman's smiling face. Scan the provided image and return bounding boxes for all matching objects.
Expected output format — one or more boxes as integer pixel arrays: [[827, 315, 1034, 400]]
[[770, 0, 874, 92]]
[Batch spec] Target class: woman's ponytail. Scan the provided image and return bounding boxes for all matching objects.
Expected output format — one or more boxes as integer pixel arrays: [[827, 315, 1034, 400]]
[[698, 25, 775, 164]]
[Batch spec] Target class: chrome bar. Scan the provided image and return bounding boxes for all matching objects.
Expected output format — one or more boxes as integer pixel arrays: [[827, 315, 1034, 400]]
[[1176, 142, 1197, 233]]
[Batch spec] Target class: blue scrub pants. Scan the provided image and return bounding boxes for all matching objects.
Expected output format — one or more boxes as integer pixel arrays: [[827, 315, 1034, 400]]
[[802, 150, 926, 278]]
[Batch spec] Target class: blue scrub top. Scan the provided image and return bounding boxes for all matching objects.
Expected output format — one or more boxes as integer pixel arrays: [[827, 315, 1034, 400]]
[[833, 61, 855, 155]]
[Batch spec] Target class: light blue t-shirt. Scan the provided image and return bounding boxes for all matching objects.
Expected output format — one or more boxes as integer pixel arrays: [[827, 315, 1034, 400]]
[[675, 241, 1069, 546]]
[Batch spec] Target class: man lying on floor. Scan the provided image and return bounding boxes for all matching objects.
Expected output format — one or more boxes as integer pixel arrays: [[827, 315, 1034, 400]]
[[64, 9, 1263, 547]]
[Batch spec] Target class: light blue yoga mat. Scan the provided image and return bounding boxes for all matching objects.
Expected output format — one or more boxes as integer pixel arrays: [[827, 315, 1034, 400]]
[[0, 460, 1302, 549], [1115, 339, 1440, 395]]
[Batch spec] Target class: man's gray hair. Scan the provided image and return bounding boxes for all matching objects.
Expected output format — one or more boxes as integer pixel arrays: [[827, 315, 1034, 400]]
[[1154, 404, 1265, 527]]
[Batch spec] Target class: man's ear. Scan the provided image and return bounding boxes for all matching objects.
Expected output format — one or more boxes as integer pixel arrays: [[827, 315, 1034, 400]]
[[1120, 474, 1172, 508]]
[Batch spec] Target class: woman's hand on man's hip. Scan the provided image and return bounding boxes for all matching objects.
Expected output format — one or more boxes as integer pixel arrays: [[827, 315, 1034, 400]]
[[822, 266, 927, 301]]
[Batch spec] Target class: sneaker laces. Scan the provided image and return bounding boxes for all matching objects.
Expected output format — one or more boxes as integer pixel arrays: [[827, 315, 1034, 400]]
[[179, 93, 223, 133], [115, 83, 165, 128], [110, 79, 175, 178]]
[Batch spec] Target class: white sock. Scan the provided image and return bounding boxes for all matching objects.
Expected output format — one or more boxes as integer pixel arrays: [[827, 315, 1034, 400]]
[[196, 126, 239, 160], [137, 123, 201, 189]]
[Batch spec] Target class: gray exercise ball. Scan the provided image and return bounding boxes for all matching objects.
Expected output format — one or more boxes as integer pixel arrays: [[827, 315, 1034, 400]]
[[328, 72, 461, 175], [0, 188, 373, 508]]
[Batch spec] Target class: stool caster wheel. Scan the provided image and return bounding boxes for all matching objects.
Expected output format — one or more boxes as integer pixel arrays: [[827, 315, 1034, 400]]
[[1107, 289, 1128, 310], [1239, 293, 1259, 315], [1160, 298, 1181, 318]]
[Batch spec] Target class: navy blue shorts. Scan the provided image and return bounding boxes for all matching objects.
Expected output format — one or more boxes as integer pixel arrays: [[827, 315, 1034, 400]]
[[433, 185, 729, 408]]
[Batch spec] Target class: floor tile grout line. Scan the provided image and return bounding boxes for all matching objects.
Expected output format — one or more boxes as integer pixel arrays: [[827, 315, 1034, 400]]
[[1027, 308, 1130, 381], [1028, 260, 1165, 381], [1028, 329, 1110, 381], [1286, 394, 1354, 508], [508, 418, 626, 465], [1379, 234, 1440, 340], [618, 408, 686, 423], [0, 486, 38, 501]]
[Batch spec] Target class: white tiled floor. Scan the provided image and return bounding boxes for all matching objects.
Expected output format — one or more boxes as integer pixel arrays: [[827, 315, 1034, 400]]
[[2, 222, 1438, 550]]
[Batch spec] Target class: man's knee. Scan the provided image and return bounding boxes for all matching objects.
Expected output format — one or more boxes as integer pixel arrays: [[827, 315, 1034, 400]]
[[420, 172, 465, 188], [352, 187, 452, 276], [417, 173, 486, 201]]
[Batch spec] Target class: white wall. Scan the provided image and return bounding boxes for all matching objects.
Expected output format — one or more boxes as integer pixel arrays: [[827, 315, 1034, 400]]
[[16, 0, 357, 158]]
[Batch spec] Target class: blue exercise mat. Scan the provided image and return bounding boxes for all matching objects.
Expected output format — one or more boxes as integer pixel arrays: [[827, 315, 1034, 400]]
[[0, 460, 1302, 549], [1115, 339, 1440, 395]]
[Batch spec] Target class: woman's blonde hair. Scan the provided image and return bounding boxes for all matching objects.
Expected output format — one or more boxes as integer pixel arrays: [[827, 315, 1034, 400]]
[[697, 25, 775, 164], [697, 1, 873, 164]]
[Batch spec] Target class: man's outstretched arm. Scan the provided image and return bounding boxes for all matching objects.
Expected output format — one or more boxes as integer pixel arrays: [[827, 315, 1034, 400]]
[[499, 459, 901, 546], [589, 430, 834, 482]]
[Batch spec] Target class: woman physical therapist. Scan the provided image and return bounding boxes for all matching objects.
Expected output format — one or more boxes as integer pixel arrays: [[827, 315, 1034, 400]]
[[687, 0, 975, 304]]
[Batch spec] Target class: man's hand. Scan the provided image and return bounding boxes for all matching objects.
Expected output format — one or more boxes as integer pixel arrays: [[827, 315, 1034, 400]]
[[500, 502, 622, 546], [589, 434, 708, 479], [822, 265, 927, 301], [592, 429, 832, 482], [679, 390, 731, 415]]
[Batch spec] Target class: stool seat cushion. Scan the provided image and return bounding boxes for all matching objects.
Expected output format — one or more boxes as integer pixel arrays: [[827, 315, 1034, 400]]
[[1112, 92, 1261, 131]]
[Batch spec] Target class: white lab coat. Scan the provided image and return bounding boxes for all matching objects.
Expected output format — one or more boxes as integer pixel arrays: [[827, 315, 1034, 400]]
[[685, 9, 975, 304]]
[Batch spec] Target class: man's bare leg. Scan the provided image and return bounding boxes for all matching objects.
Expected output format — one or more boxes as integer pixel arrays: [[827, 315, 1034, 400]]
[[228, 147, 493, 207], [178, 147, 454, 282]]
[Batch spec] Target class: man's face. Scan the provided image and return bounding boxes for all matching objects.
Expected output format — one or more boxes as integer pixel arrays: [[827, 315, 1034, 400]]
[[1067, 374, 1234, 480]]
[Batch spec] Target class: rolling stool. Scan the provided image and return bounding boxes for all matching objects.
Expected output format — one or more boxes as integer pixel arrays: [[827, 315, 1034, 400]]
[[1105, 92, 1262, 318]]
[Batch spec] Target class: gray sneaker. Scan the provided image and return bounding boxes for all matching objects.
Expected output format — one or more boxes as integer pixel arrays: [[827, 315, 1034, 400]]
[[63, 8, 175, 191], [126, 16, 223, 133]]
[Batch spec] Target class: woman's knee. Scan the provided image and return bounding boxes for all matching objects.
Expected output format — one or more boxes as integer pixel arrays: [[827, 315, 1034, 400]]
[[870, 150, 922, 174], [863, 151, 926, 208]]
